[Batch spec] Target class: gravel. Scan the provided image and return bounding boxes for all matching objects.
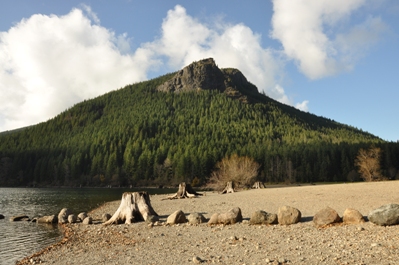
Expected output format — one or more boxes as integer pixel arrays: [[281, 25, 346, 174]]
[[17, 181, 399, 265]]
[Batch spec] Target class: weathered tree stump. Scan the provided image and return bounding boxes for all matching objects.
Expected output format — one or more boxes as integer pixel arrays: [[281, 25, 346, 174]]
[[163, 182, 202, 200], [103, 191, 158, 225], [252, 181, 265, 189], [221, 181, 235, 194]]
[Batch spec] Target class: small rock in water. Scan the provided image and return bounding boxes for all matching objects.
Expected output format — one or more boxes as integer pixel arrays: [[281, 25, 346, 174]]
[[10, 215, 30, 222]]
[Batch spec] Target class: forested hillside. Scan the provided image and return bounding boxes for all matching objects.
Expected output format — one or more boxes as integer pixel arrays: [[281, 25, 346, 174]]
[[0, 59, 398, 187]]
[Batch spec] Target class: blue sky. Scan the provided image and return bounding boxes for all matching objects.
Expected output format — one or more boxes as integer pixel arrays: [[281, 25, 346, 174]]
[[1, 0, 398, 141]]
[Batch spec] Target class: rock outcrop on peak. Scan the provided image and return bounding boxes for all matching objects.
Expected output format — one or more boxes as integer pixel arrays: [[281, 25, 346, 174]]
[[156, 58, 259, 103]]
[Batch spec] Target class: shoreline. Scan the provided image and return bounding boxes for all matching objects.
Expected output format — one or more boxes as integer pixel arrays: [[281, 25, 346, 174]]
[[17, 181, 399, 264]]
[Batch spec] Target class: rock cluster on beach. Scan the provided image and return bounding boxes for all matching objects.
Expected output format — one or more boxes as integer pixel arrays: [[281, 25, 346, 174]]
[[13, 182, 399, 265], [7, 208, 98, 225]]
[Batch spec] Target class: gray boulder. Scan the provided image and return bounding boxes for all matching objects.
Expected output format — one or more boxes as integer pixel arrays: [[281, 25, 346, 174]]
[[82, 217, 93, 225], [68, 214, 77, 224], [77, 212, 88, 222], [10, 215, 30, 222], [58, 208, 71, 224], [208, 207, 243, 225], [187, 213, 207, 224], [145, 215, 159, 223], [36, 215, 57, 224], [167, 210, 187, 225], [278, 206, 301, 225], [313, 207, 341, 227], [250, 210, 277, 225], [102, 213, 112, 223], [368, 204, 399, 226], [343, 208, 365, 224]]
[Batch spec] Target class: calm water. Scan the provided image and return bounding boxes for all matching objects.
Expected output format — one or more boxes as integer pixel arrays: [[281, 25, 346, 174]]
[[0, 187, 170, 265]]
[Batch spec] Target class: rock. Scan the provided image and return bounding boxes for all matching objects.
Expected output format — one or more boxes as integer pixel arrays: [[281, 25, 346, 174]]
[[146, 215, 159, 223], [157, 58, 226, 93], [167, 210, 187, 225], [187, 213, 207, 224], [250, 210, 277, 225], [36, 215, 57, 224], [9, 215, 30, 222], [368, 203, 399, 226], [277, 206, 301, 225], [343, 208, 365, 224], [0, 214, 4, 219], [208, 207, 243, 225], [101, 213, 112, 222], [68, 214, 77, 224], [156, 58, 258, 103], [313, 207, 341, 227], [58, 208, 71, 224], [82, 217, 93, 225], [193, 256, 203, 264], [77, 212, 88, 222]]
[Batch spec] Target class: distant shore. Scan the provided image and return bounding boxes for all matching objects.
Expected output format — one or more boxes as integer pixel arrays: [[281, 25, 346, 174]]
[[18, 181, 399, 265]]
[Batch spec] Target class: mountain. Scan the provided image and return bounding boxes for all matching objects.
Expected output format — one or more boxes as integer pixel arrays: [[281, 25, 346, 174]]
[[0, 58, 398, 187]]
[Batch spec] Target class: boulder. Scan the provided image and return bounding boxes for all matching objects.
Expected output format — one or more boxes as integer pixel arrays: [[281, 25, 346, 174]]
[[208, 207, 243, 225], [167, 210, 187, 225], [343, 208, 365, 224], [58, 208, 71, 224], [0, 214, 4, 219], [36, 215, 57, 224], [10, 215, 30, 222], [145, 215, 159, 223], [313, 207, 341, 227], [82, 217, 93, 225], [277, 206, 301, 225], [250, 210, 277, 225], [77, 212, 88, 222], [102, 213, 112, 223], [368, 204, 399, 226], [187, 213, 207, 225], [68, 214, 77, 224]]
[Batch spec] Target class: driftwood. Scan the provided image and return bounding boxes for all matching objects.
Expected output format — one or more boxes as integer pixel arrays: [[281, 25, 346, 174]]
[[252, 181, 265, 189], [221, 181, 235, 194], [103, 191, 158, 225], [163, 182, 202, 200]]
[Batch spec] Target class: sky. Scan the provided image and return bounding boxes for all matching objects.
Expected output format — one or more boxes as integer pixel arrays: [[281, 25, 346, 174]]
[[0, 0, 398, 142]]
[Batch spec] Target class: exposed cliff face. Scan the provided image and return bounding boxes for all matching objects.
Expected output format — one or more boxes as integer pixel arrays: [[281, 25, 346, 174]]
[[156, 58, 259, 103]]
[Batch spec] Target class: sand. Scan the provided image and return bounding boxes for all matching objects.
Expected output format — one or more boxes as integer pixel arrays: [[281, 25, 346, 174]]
[[17, 181, 399, 265]]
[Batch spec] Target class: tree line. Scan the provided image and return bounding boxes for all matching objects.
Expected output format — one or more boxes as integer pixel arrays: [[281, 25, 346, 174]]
[[0, 73, 398, 187]]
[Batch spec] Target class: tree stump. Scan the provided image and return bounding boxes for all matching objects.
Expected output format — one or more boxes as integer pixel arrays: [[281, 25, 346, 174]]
[[221, 181, 235, 194], [103, 191, 158, 225], [252, 181, 265, 189], [163, 182, 202, 200]]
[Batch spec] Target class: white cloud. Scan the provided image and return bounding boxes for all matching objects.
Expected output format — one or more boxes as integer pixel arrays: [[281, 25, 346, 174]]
[[0, 8, 155, 131], [142, 5, 295, 106], [295, 100, 309, 112], [270, 0, 386, 79], [0, 5, 311, 131]]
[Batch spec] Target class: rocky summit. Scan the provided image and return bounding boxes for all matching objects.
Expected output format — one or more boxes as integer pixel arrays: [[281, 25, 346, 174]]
[[156, 58, 258, 103]]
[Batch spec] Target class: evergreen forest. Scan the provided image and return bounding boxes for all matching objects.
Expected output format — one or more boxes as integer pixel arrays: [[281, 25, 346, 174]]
[[1, 63, 398, 187]]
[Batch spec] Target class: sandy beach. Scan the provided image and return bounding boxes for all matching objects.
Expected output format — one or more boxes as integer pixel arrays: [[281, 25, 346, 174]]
[[18, 181, 399, 265]]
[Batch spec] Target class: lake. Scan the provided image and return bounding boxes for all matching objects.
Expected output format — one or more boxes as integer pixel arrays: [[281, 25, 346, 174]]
[[0, 187, 172, 264]]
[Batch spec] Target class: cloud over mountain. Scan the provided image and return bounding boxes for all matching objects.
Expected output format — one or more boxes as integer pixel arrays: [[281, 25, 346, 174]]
[[270, 0, 387, 79], [1, 2, 386, 131]]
